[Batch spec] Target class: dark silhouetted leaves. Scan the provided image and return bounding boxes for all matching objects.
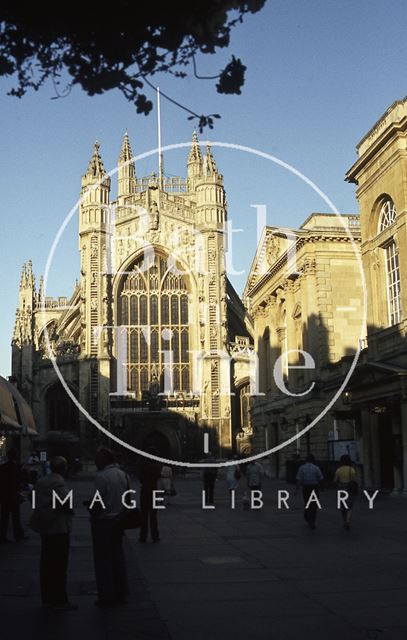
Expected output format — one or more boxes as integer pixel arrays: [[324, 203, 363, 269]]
[[0, 1, 266, 129], [217, 56, 246, 94]]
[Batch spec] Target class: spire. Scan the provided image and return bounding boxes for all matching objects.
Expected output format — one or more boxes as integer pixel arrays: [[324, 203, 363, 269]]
[[118, 131, 136, 199], [86, 140, 106, 178], [119, 131, 133, 164], [204, 144, 218, 175], [25, 260, 35, 288], [81, 140, 110, 199], [38, 276, 44, 306], [187, 130, 203, 186], [19, 263, 27, 290], [188, 130, 203, 164]]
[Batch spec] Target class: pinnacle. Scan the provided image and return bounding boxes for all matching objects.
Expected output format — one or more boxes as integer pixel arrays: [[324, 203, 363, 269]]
[[188, 129, 202, 164], [86, 140, 106, 177], [205, 143, 217, 174], [119, 130, 133, 163]]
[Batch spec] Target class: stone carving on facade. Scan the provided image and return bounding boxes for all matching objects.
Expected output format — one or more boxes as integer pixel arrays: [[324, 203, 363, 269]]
[[371, 247, 381, 270], [202, 380, 209, 416], [149, 200, 159, 230], [55, 339, 80, 358], [283, 278, 295, 294], [210, 325, 218, 338], [80, 327, 86, 351], [266, 233, 280, 266], [300, 258, 316, 275], [198, 274, 205, 301], [81, 246, 86, 275], [221, 319, 228, 345]]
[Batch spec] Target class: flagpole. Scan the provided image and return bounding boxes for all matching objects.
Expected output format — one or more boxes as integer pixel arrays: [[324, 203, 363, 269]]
[[157, 87, 163, 189]]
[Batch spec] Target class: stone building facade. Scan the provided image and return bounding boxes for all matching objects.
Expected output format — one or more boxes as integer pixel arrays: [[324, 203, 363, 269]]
[[344, 96, 407, 490], [244, 213, 365, 476], [11, 133, 252, 462]]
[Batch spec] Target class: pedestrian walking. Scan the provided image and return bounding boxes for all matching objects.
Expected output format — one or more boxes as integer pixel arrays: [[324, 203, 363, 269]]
[[226, 455, 241, 494], [89, 447, 129, 607], [138, 450, 162, 542], [0, 449, 26, 543], [202, 452, 218, 505], [246, 460, 264, 491], [334, 454, 357, 531], [28, 456, 77, 611], [159, 464, 174, 506], [295, 454, 323, 530]]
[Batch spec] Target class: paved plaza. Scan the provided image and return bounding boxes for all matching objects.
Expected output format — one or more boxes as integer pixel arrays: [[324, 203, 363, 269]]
[[1, 473, 407, 640]]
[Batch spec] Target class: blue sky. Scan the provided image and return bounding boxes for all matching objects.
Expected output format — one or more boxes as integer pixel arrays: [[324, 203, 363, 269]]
[[1, 0, 406, 375]]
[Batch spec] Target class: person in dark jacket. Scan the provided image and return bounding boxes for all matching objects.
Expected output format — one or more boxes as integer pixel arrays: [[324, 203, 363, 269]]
[[0, 449, 26, 543], [139, 451, 162, 543], [29, 456, 77, 610]]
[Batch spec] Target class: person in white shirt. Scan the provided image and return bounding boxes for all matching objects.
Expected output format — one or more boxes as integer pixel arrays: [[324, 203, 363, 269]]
[[90, 448, 128, 607], [295, 454, 324, 530]]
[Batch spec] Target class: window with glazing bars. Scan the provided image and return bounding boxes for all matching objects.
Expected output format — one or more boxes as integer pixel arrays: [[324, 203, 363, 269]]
[[119, 255, 190, 396]]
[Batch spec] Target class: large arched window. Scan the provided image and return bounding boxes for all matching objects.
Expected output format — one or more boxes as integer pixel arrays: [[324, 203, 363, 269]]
[[118, 254, 190, 397], [378, 198, 401, 325], [378, 198, 396, 232]]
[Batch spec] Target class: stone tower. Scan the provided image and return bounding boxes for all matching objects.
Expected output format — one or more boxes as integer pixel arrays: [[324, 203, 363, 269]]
[[11, 261, 36, 402], [78, 141, 111, 424]]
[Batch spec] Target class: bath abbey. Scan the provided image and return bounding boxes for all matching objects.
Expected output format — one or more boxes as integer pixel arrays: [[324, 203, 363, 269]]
[[10, 97, 407, 489], [11, 132, 254, 461]]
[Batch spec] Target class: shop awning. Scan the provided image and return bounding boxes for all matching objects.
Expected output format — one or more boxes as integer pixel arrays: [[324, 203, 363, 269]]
[[0, 376, 38, 436], [0, 376, 22, 434]]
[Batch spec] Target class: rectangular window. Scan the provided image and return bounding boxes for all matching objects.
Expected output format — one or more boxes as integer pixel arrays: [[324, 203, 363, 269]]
[[385, 242, 402, 326]]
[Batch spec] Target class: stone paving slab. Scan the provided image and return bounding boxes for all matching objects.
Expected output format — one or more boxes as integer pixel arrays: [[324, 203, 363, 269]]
[[1, 474, 407, 640]]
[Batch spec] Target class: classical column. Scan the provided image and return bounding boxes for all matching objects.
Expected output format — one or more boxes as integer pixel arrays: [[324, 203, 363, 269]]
[[401, 401, 407, 492], [391, 406, 402, 493], [370, 412, 381, 488], [360, 408, 373, 487]]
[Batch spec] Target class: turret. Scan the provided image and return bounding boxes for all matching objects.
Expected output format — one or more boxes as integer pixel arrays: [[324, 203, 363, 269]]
[[78, 141, 111, 363], [195, 143, 226, 227], [187, 130, 203, 189], [80, 141, 110, 209], [18, 261, 36, 317], [12, 262, 36, 349], [117, 131, 137, 201]]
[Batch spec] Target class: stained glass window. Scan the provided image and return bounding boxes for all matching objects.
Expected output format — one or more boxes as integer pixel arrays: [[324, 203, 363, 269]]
[[119, 254, 190, 396]]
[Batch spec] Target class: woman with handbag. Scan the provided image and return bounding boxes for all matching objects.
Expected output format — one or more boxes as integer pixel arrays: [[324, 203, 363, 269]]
[[334, 454, 358, 531]]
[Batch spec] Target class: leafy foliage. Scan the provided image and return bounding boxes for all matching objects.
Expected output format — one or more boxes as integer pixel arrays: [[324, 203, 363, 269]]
[[0, 1, 266, 129]]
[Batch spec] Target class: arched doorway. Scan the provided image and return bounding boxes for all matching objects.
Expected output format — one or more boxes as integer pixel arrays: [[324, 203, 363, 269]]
[[45, 381, 79, 433], [142, 430, 172, 458]]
